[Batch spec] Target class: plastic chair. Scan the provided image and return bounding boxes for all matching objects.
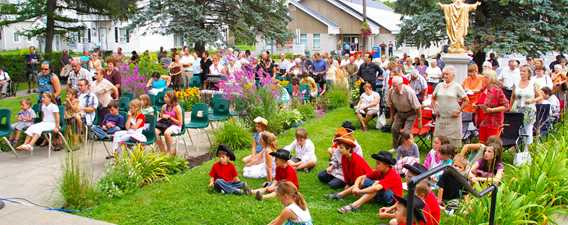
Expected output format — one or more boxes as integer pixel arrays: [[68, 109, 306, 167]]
[[119, 97, 131, 114], [209, 98, 230, 122], [125, 115, 157, 148], [159, 107, 189, 156], [185, 103, 211, 146], [32, 104, 42, 123], [0, 109, 17, 156], [121, 92, 133, 101], [500, 112, 525, 150], [461, 112, 478, 144], [411, 108, 434, 150], [535, 104, 551, 138], [189, 76, 201, 88], [155, 91, 166, 110], [38, 105, 69, 158]]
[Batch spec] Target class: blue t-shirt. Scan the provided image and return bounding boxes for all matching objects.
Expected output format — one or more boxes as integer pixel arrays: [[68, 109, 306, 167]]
[[152, 79, 167, 89], [102, 113, 125, 129], [312, 59, 327, 73], [254, 132, 263, 153]]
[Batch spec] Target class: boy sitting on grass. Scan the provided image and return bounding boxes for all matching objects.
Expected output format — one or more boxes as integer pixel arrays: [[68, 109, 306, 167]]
[[333, 151, 403, 214], [209, 145, 249, 195], [254, 149, 299, 201], [284, 128, 317, 172]]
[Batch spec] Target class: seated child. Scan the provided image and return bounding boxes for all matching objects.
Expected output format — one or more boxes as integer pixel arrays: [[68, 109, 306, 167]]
[[209, 145, 249, 195], [268, 181, 313, 225], [423, 136, 450, 170], [291, 78, 301, 99], [299, 73, 318, 98], [395, 131, 420, 175], [64, 88, 82, 133], [459, 135, 502, 163], [284, 128, 317, 172], [254, 149, 299, 201], [9, 99, 36, 145], [111, 99, 146, 153], [326, 134, 371, 194], [319, 128, 362, 189], [91, 101, 125, 140], [431, 144, 455, 182], [468, 142, 504, 185], [335, 151, 402, 214], [383, 195, 427, 225], [243, 117, 268, 166], [326, 121, 359, 158], [139, 94, 155, 117], [416, 181, 440, 225], [437, 155, 468, 210]]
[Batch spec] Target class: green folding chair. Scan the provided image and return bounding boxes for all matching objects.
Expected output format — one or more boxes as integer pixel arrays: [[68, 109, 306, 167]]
[[119, 97, 131, 114], [184, 103, 211, 146], [209, 98, 230, 126], [125, 115, 157, 149], [160, 107, 189, 156], [0, 109, 17, 156], [189, 76, 201, 88], [121, 92, 133, 101]]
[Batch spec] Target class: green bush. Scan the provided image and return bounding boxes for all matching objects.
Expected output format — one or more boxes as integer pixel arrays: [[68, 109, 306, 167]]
[[60, 155, 98, 209], [97, 146, 188, 199], [323, 86, 350, 110], [238, 87, 285, 134], [132, 53, 166, 77], [0, 51, 64, 82], [212, 119, 251, 151], [278, 109, 304, 130], [295, 102, 316, 120]]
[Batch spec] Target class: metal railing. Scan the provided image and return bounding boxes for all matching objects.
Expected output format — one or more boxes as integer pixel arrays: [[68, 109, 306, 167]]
[[406, 165, 498, 225]]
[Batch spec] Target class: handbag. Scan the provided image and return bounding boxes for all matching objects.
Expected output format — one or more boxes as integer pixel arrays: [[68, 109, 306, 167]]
[[156, 118, 173, 133], [376, 112, 386, 129]]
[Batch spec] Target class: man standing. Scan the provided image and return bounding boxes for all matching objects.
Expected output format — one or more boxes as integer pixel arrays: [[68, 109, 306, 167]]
[[0, 68, 10, 97], [387, 76, 421, 149], [388, 41, 394, 57], [37, 63, 62, 103], [310, 53, 328, 92], [68, 60, 93, 91], [26, 46, 40, 93], [77, 79, 99, 127], [343, 56, 359, 88], [498, 59, 520, 99], [357, 53, 383, 93], [278, 53, 291, 75]]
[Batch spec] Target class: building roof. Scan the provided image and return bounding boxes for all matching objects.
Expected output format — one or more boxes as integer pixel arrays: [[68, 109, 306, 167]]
[[289, 0, 340, 34], [332, 0, 401, 34]]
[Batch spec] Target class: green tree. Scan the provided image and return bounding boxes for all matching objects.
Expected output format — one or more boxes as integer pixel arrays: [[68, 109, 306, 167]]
[[0, 0, 136, 53], [395, 0, 568, 57], [131, 0, 291, 53]]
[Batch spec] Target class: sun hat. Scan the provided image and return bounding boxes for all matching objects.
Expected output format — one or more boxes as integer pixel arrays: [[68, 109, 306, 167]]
[[253, 116, 268, 126], [371, 151, 396, 165]]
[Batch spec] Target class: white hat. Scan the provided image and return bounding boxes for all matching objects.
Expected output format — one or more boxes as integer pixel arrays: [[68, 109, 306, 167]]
[[253, 117, 268, 126]]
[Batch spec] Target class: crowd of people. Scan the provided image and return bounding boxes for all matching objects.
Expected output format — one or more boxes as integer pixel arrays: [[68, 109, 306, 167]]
[[4, 44, 568, 224]]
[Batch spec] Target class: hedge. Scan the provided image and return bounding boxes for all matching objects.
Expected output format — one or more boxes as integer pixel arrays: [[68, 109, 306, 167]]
[[0, 51, 65, 82]]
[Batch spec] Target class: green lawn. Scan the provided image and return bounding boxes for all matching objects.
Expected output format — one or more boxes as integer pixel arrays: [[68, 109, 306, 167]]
[[81, 108, 396, 224], [0, 93, 39, 121]]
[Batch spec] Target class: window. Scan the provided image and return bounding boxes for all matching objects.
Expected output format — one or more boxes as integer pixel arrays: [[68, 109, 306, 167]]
[[87, 28, 91, 43], [114, 27, 119, 43], [300, 34, 307, 47], [0, 28, 3, 40], [312, 34, 320, 50], [13, 32, 20, 42], [119, 28, 129, 43]]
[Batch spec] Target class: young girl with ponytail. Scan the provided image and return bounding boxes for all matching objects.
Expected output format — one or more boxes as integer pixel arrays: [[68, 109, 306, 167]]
[[268, 181, 313, 225]]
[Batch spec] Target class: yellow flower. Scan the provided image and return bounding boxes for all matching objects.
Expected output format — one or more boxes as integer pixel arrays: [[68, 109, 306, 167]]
[[244, 82, 253, 90], [280, 80, 289, 87]]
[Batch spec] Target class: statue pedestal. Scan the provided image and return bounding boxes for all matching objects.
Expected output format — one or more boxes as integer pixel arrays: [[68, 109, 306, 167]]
[[442, 53, 470, 84]]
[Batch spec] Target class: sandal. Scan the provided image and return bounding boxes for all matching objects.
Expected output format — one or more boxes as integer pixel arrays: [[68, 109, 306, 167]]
[[337, 204, 358, 214], [255, 191, 263, 201], [327, 193, 342, 200], [17, 144, 33, 152]]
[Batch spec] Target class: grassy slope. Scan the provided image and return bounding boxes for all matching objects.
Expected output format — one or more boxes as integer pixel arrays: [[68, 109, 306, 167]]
[[81, 108, 395, 225]]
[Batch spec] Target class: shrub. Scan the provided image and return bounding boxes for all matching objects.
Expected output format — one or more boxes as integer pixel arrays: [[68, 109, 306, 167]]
[[60, 155, 98, 209], [135, 53, 167, 77], [323, 86, 350, 110], [295, 102, 315, 120], [278, 109, 304, 130], [0, 51, 64, 82], [212, 119, 251, 151], [97, 145, 188, 199]]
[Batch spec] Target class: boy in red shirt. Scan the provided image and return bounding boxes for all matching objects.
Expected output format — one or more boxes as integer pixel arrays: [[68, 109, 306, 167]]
[[335, 151, 403, 214], [254, 149, 299, 201], [391, 195, 427, 225], [327, 134, 371, 199], [209, 145, 249, 195]]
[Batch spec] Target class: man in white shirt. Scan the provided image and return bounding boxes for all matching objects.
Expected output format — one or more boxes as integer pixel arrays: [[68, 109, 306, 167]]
[[0, 68, 10, 96], [68, 60, 93, 91], [78, 79, 99, 126], [425, 60, 442, 84], [278, 53, 291, 73], [498, 59, 520, 90], [284, 128, 317, 172]]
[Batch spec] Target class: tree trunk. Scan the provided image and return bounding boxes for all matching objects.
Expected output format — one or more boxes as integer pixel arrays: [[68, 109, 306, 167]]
[[194, 41, 205, 56], [361, 0, 367, 53], [44, 0, 57, 53]]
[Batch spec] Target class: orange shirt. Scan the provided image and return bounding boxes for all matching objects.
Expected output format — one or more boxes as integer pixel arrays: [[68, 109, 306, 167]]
[[462, 75, 486, 113]]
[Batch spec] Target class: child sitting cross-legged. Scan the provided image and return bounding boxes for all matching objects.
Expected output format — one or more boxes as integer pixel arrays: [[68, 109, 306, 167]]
[[437, 155, 468, 212], [333, 151, 403, 214], [209, 144, 250, 195], [384, 195, 427, 225], [253, 149, 299, 201], [284, 128, 317, 172], [91, 101, 125, 140], [268, 181, 313, 225], [9, 99, 36, 145]]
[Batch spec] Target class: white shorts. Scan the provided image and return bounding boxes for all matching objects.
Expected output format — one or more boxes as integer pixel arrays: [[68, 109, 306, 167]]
[[165, 125, 181, 135], [243, 163, 267, 179], [25, 122, 55, 136]]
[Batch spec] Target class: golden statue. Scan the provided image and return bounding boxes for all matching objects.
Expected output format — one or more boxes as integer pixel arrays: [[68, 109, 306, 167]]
[[439, 0, 481, 54]]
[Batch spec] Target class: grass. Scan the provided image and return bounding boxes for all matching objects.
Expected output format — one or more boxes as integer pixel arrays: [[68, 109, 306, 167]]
[[0, 93, 39, 121], [80, 108, 395, 224]]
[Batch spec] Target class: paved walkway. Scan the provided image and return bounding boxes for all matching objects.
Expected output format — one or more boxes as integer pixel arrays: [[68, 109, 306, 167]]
[[0, 126, 213, 224]]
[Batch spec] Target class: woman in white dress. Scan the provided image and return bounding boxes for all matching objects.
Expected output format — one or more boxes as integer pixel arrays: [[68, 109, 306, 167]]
[[243, 131, 277, 181], [16, 92, 60, 152], [510, 65, 542, 145], [268, 181, 313, 225]]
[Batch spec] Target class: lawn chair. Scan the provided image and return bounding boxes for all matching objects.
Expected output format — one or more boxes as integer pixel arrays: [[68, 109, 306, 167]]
[[534, 104, 551, 139], [121, 92, 133, 101], [411, 108, 434, 150], [500, 112, 525, 151], [461, 112, 478, 144], [185, 103, 212, 146], [119, 97, 131, 114], [0, 109, 17, 156]]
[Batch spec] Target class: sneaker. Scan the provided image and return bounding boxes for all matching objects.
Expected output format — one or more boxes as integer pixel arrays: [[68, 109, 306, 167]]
[[255, 191, 263, 201], [303, 168, 313, 173], [243, 183, 252, 195], [327, 193, 342, 200]]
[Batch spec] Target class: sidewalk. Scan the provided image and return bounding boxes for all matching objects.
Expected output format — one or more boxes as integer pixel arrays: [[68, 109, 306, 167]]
[[0, 202, 114, 225]]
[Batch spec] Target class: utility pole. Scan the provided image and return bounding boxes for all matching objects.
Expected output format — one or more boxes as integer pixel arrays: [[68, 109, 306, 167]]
[[362, 0, 367, 53]]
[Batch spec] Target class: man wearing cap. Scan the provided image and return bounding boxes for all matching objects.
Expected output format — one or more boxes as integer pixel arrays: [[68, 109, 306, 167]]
[[209, 145, 249, 195], [387, 76, 422, 149], [335, 151, 403, 214], [253, 149, 299, 201], [319, 128, 363, 189]]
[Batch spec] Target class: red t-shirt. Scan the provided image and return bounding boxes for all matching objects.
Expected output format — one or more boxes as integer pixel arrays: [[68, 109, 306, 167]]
[[341, 153, 372, 186], [209, 162, 238, 182], [367, 167, 403, 198], [423, 191, 441, 225], [275, 165, 299, 189]]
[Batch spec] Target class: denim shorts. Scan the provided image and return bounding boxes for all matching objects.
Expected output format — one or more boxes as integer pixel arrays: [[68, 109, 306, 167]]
[[362, 178, 395, 205]]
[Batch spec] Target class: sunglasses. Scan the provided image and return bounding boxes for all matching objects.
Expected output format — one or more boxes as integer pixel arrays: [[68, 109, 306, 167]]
[[41, 68, 49, 71]]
